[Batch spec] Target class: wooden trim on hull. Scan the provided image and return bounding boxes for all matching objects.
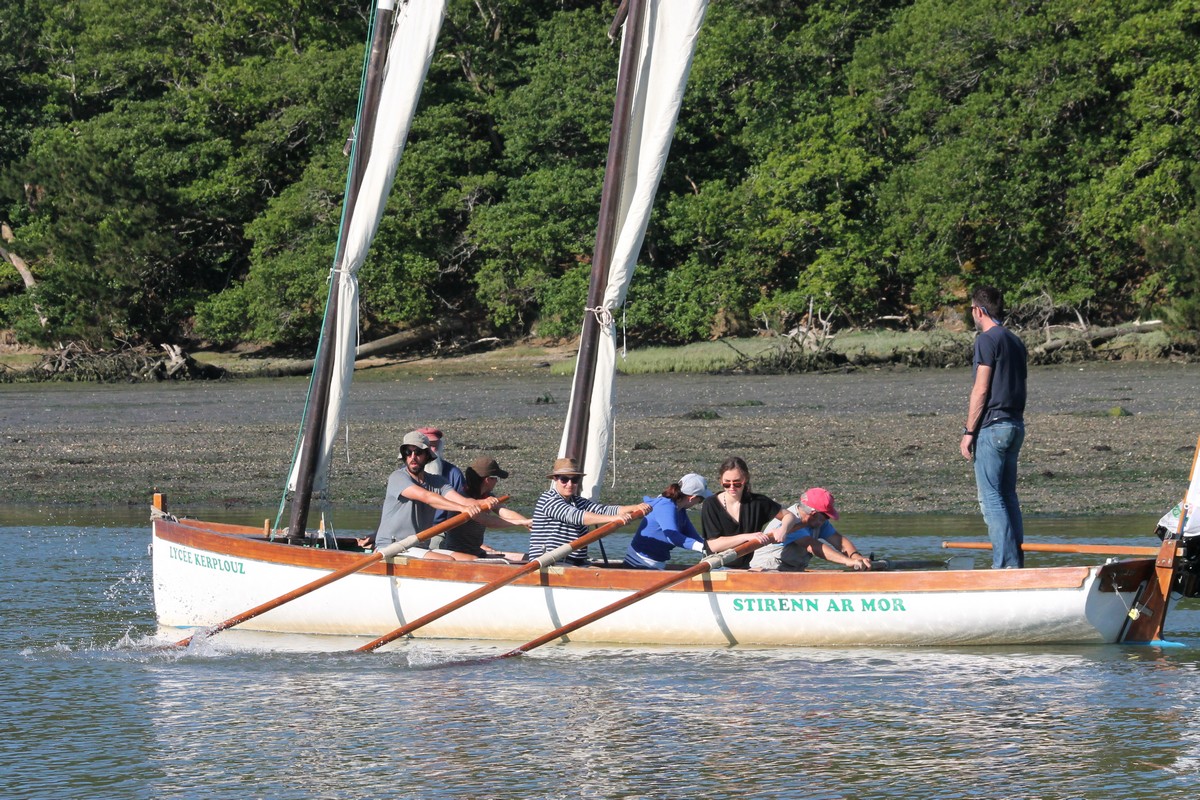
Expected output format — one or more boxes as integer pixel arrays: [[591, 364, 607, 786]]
[[152, 517, 1146, 596], [153, 518, 1158, 647]]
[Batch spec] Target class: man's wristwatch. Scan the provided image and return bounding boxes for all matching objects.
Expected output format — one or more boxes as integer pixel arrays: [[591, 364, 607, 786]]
[[961, 426, 973, 436]]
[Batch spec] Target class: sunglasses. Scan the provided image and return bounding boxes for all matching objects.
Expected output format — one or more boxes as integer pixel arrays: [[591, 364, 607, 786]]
[[400, 447, 426, 458], [554, 475, 581, 485], [721, 480, 745, 488]]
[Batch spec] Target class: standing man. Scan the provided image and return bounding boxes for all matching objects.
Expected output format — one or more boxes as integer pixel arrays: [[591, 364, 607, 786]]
[[960, 286, 1028, 568]]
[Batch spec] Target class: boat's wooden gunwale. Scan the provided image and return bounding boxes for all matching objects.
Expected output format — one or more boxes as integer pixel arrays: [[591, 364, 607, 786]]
[[154, 517, 1150, 595]]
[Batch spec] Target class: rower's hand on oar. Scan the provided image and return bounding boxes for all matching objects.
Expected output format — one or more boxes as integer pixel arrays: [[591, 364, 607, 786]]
[[849, 553, 872, 571], [464, 502, 486, 518], [619, 504, 652, 524], [357, 536, 375, 549]]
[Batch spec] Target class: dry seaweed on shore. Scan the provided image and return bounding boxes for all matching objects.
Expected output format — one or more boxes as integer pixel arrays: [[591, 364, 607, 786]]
[[3, 342, 225, 383], [732, 321, 1189, 375]]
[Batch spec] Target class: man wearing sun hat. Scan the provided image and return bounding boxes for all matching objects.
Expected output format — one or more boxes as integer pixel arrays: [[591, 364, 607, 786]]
[[750, 487, 872, 571], [365, 430, 484, 552], [527, 457, 652, 566]]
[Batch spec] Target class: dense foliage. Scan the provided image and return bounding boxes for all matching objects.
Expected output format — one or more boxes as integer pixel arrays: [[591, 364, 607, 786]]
[[2, 0, 1198, 348]]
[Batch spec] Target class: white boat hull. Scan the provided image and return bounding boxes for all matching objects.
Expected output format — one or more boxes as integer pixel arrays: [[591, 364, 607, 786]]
[[152, 517, 1156, 648]]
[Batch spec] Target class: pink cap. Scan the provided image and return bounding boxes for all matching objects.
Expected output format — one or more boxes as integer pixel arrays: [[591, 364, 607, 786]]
[[416, 426, 443, 440], [800, 487, 839, 520]]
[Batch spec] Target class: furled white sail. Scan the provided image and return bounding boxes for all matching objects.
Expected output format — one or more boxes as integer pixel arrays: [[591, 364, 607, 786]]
[[1185, 441, 1200, 538], [559, 0, 710, 500], [289, 0, 447, 497]]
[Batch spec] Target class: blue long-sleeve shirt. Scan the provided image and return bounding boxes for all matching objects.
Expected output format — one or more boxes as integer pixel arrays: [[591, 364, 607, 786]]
[[622, 496, 706, 569]]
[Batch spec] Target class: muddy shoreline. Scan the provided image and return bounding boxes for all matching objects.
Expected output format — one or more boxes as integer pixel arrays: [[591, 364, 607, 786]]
[[1, 361, 1197, 521]]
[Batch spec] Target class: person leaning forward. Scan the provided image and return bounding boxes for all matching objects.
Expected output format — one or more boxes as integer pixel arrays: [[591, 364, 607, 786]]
[[623, 472, 774, 570], [527, 457, 652, 566], [359, 430, 486, 555], [749, 487, 871, 571]]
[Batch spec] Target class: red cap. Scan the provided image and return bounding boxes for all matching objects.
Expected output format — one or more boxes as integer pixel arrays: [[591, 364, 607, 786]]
[[416, 426, 443, 440], [800, 488, 839, 520]]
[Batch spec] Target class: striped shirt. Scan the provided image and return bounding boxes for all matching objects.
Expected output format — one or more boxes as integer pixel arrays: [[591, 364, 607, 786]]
[[528, 488, 620, 565]]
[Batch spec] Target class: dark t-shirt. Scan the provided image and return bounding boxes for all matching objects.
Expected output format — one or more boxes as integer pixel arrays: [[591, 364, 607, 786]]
[[973, 325, 1028, 427], [700, 492, 782, 569]]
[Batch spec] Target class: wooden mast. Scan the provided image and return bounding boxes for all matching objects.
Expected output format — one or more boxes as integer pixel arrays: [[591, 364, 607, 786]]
[[287, 1, 395, 538], [562, 0, 648, 465]]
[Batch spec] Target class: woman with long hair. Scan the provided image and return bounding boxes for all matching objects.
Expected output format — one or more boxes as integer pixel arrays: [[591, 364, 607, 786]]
[[623, 472, 771, 569], [700, 456, 796, 568]]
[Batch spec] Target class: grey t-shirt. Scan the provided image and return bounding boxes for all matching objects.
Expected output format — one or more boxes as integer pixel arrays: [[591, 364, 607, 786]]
[[375, 468, 452, 548]]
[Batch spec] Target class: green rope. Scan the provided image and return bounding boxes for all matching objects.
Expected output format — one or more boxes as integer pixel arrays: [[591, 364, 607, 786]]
[[273, 4, 384, 538]]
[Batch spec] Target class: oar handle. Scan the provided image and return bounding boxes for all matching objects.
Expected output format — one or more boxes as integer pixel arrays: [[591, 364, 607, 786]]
[[376, 495, 508, 558], [172, 497, 507, 648], [357, 504, 648, 652]]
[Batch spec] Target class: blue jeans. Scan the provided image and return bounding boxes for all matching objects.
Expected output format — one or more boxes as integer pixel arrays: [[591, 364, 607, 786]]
[[974, 421, 1025, 568]]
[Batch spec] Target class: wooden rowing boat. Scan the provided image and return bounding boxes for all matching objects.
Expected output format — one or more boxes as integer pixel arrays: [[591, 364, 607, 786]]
[[152, 511, 1177, 647]]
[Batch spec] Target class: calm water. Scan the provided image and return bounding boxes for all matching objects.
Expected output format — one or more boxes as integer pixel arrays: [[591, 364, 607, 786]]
[[3, 514, 1200, 800]]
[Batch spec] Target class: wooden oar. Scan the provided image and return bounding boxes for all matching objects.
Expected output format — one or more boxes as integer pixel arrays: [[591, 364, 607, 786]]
[[356, 506, 649, 652], [942, 540, 1170, 557], [499, 534, 770, 659], [172, 496, 507, 647]]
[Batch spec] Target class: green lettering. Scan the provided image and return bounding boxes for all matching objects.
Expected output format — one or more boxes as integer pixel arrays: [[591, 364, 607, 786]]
[[841, 599, 853, 612], [765, 599, 778, 612], [893, 598, 906, 611], [806, 598, 818, 611], [878, 598, 891, 611], [790, 599, 804, 611], [733, 599, 744, 611], [827, 599, 840, 612], [861, 599, 877, 611]]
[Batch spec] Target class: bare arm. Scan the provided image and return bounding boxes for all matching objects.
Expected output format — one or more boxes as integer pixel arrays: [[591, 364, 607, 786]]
[[961, 364, 992, 460], [821, 532, 871, 570], [477, 507, 533, 529], [402, 485, 483, 517], [767, 510, 798, 541], [706, 531, 773, 552], [580, 502, 650, 527]]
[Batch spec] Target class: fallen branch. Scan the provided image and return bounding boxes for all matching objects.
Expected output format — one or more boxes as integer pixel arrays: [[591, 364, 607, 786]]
[[1031, 320, 1162, 357]]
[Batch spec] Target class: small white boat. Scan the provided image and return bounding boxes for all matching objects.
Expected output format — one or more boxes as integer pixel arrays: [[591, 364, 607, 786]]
[[152, 511, 1194, 647]]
